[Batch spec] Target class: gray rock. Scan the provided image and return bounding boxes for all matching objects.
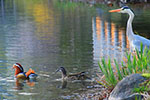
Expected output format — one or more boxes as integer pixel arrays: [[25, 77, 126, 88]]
[[109, 74, 147, 100]]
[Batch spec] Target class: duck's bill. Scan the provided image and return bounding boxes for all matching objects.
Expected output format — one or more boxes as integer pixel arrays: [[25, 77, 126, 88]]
[[109, 9, 121, 12], [12, 65, 15, 69], [55, 69, 60, 73]]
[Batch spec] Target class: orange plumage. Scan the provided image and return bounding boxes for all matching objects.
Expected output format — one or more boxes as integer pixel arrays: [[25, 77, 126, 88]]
[[13, 63, 37, 80], [25, 68, 35, 77]]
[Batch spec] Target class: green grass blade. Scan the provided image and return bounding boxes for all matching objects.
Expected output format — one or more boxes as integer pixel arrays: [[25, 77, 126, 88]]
[[114, 59, 123, 80]]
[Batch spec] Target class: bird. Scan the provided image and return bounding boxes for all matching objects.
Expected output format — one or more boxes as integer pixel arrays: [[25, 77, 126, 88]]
[[109, 6, 150, 52], [12, 63, 38, 80], [55, 67, 91, 81]]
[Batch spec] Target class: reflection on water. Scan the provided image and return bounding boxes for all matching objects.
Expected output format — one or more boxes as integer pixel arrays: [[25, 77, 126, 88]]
[[92, 8, 129, 65], [0, 0, 150, 99]]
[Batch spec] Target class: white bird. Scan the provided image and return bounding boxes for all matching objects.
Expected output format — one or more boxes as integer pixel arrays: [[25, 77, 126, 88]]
[[109, 6, 150, 52]]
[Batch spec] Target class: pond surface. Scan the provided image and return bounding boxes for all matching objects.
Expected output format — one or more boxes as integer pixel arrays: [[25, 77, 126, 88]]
[[0, 0, 150, 99]]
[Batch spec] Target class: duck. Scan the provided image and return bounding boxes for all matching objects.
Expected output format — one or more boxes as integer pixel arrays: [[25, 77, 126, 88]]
[[55, 67, 91, 81], [12, 63, 38, 80]]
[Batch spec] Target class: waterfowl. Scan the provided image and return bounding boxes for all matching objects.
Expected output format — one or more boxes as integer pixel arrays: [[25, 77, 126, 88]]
[[12, 63, 38, 80], [109, 6, 150, 51], [56, 67, 91, 81]]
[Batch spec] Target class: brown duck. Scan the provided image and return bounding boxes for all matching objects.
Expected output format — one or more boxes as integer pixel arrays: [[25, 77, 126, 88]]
[[56, 67, 91, 81]]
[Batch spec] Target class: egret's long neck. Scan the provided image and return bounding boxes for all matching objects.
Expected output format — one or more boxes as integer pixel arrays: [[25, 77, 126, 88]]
[[126, 10, 135, 39]]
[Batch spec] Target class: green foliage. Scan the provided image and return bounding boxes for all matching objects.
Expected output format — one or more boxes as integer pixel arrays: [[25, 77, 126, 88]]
[[53, 0, 96, 13], [133, 85, 148, 93], [142, 73, 150, 78], [133, 80, 150, 93], [114, 59, 123, 80], [98, 43, 150, 87], [98, 58, 117, 87]]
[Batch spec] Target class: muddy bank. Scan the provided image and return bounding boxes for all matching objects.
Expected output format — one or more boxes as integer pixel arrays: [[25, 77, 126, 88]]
[[73, 85, 111, 100]]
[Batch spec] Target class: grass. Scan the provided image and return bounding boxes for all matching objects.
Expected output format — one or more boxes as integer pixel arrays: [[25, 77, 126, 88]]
[[98, 43, 150, 88], [98, 58, 117, 87]]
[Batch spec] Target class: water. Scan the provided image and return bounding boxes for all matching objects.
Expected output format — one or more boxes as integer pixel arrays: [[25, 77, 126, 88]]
[[0, 0, 150, 99]]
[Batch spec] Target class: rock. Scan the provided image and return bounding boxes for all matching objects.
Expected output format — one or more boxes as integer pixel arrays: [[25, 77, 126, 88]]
[[109, 74, 147, 100]]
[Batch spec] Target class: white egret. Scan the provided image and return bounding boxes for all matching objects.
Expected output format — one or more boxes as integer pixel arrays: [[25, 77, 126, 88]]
[[109, 6, 150, 51]]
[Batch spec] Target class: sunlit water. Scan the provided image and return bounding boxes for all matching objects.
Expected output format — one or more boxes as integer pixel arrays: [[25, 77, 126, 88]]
[[0, 0, 150, 99]]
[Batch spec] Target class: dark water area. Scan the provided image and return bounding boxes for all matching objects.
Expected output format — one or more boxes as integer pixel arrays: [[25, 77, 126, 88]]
[[0, 0, 150, 99]]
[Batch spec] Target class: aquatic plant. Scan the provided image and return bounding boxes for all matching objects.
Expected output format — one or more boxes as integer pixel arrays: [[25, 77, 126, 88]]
[[98, 58, 117, 87], [98, 43, 150, 88], [132, 73, 150, 96], [123, 43, 150, 75]]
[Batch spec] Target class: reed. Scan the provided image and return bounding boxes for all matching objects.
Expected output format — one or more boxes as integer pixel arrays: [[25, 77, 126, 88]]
[[98, 58, 117, 87], [98, 43, 150, 87]]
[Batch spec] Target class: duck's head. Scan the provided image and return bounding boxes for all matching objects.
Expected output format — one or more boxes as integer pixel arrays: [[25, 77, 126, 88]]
[[56, 67, 67, 78], [12, 63, 24, 76], [109, 6, 132, 14]]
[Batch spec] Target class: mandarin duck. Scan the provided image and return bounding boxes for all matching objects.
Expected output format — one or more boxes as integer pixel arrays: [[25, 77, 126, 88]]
[[12, 63, 38, 80], [56, 67, 91, 81]]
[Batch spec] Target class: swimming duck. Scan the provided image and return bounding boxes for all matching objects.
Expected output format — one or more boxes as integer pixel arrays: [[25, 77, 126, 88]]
[[12, 63, 38, 80], [56, 67, 91, 81]]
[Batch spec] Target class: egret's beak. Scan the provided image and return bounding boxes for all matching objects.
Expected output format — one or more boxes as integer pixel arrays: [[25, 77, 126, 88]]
[[109, 9, 121, 13]]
